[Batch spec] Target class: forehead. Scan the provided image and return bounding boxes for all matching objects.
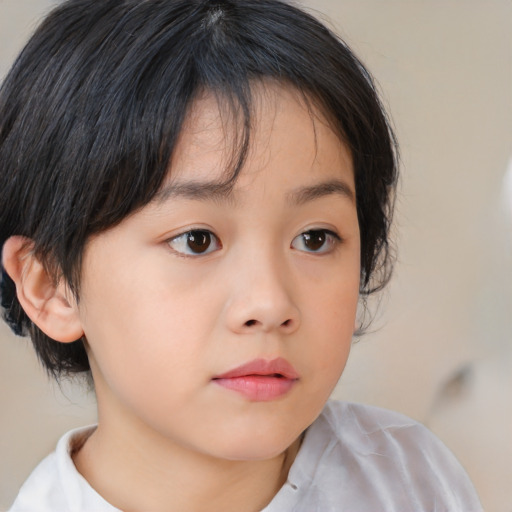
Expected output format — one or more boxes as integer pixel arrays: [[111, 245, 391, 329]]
[[163, 82, 354, 195]]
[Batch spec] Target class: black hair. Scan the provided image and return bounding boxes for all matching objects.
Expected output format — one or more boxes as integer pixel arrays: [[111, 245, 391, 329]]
[[0, 0, 398, 378]]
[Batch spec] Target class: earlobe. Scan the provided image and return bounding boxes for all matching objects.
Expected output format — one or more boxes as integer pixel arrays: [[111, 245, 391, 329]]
[[2, 236, 84, 343]]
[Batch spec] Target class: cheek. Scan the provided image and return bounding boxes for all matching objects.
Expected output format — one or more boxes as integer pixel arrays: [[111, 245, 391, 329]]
[[287, 277, 359, 433], [311, 291, 357, 365], [78, 259, 211, 398], [300, 271, 359, 379]]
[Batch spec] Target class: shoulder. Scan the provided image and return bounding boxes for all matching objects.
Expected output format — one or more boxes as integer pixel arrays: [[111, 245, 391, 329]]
[[9, 426, 118, 512], [321, 399, 420, 432], [287, 401, 483, 512], [322, 401, 471, 470], [320, 400, 443, 450], [8, 451, 64, 512]]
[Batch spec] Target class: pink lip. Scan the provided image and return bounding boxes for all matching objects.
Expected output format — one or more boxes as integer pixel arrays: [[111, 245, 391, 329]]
[[212, 357, 299, 402]]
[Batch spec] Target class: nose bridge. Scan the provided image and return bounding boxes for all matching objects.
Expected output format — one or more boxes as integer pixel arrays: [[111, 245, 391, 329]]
[[225, 241, 300, 334]]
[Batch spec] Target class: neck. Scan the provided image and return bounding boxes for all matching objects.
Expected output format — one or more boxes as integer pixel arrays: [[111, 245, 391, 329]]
[[73, 410, 301, 512]]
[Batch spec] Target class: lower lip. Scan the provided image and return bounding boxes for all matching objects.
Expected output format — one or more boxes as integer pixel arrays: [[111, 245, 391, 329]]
[[213, 376, 297, 401]]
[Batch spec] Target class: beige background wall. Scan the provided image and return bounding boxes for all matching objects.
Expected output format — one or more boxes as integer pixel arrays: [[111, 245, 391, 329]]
[[1, 1, 511, 511]]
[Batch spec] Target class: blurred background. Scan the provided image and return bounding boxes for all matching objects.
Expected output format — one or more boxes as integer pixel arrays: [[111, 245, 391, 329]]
[[1, 1, 511, 510]]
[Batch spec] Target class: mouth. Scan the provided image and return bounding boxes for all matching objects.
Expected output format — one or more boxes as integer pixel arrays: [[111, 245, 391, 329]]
[[212, 357, 299, 402]]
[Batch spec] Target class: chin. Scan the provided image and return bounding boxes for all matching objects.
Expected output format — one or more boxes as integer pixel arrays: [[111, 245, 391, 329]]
[[207, 429, 301, 462]]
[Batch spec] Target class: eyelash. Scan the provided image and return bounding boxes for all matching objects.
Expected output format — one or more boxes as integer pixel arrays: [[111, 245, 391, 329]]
[[167, 229, 222, 257], [291, 229, 342, 254], [166, 228, 342, 257]]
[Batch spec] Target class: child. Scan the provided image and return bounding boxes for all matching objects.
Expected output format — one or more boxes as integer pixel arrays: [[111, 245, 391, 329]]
[[0, 0, 482, 510]]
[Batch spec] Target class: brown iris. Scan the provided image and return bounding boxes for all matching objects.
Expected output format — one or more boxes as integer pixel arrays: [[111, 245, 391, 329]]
[[186, 230, 212, 253], [302, 230, 326, 251]]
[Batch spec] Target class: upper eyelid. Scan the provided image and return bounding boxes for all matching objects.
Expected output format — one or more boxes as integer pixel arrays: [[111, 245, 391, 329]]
[[299, 228, 342, 240], [316, 228, 341, 238], [291, 228, 343, 253], [297, 227, 342, 240], [171, 228, 210, 237], [166, 228, 222, 256], [166, 226, 217, 240]]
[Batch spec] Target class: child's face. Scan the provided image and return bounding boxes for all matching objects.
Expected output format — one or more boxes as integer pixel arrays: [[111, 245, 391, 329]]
[[76, 84, 360, 460]]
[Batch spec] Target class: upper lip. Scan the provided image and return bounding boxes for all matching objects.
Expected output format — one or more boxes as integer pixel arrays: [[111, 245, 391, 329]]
[[213, 357, 299, 380]]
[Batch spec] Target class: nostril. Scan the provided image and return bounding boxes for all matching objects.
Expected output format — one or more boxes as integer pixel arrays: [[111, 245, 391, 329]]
[[241, 318, 295, 330]]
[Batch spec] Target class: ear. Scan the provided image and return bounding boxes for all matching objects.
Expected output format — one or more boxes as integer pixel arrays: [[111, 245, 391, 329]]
[[2, 236, 84, 343]]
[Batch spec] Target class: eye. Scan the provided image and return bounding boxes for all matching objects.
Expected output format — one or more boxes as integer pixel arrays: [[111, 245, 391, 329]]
[[291, 229, 341, 254], [168, 229, 221, 256]]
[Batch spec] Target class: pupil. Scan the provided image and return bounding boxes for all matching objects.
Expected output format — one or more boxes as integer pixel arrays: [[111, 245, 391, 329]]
[[304, 231, 325, 251], [187, 231, 211, 253]]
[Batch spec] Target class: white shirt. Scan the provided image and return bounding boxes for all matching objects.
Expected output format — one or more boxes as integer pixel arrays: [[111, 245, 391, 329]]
[[9, 401, 482, 512]]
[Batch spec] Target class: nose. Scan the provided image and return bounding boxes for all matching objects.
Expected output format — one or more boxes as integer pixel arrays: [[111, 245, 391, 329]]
[[224, 253, 300, 335]]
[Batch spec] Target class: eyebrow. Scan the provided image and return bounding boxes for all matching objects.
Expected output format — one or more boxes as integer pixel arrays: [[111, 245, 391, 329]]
[[153, 177, 355, 206], [153, 180, 236, 204], [287, 179, 355, 205]]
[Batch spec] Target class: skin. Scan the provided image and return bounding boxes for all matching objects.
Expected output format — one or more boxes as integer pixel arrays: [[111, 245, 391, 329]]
[[5, 84, 361, 511]]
